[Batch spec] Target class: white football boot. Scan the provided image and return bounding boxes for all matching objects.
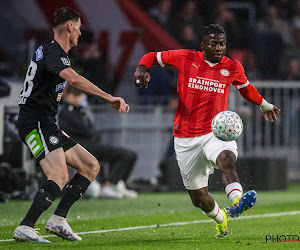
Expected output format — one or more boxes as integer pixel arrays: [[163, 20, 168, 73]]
[[13, 225, 50, 243], [45, 215, 82, 241]]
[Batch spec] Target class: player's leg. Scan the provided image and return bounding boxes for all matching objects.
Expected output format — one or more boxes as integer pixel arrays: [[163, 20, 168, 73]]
[[56, 143, 99, 216], [14, 123, 68, 243], [45, 143, 99, 241], [188, 187, 230, 237], [208, 137, 257, 218], [216, 150, 243, 203], [174, 136, 229, 237], [188, 188, 229, 221]]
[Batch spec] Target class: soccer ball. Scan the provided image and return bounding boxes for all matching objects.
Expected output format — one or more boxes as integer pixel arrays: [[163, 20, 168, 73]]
[[211, 110, 243, 141], [84, 180, 101, 199]]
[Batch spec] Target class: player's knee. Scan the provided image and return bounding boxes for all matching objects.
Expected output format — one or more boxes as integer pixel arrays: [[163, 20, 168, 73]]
[[218, 151, 236, 170], [93, 161, 100, 175], [88, 158, 100, 179]]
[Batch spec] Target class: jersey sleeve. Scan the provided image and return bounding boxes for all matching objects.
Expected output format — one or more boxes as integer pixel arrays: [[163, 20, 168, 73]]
[[139, 50, 187, 70], [157, 49, 187, 70], [45, 50, 71, 75], [138, 52, 159, 69], [232, 60, 263, 105], [232, 60, 248, 89], [238, 83, 263, 105]]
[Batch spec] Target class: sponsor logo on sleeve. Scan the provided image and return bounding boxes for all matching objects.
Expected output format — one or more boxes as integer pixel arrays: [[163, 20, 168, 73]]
[[55, 80, 67, 92], [60, 57, 71, 66], [35, 46, 43, 61]]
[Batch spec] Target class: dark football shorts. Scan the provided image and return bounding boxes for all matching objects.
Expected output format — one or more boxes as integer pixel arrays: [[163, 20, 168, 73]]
[[18, 120, 77, 163]]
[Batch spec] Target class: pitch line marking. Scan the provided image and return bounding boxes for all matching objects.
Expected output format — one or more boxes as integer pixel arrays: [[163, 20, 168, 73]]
[[1, 210, 300, 242]]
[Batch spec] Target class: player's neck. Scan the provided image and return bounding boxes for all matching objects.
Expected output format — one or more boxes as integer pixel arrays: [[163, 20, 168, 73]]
[[54, 34, 71, 53]]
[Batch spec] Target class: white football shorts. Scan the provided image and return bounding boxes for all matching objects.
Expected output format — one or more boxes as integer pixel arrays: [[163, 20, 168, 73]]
[[174, 132, 238, 190]]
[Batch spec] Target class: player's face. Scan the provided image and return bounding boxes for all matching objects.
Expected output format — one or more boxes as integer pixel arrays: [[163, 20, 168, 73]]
[[201, 33, 226, 63], [70, 18, 82, 47]]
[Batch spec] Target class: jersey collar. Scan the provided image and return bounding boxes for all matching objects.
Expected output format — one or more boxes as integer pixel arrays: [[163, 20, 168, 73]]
[[198, 51, 226, 67], [52, 39, 68, 56]]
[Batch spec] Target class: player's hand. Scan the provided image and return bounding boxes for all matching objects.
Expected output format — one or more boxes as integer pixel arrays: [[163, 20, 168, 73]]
[[263, 105, 280, 122], [133, 65, 151, 88], [109, 96, 130, 113]]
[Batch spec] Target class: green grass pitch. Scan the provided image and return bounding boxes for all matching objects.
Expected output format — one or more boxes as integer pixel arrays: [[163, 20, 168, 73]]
[[1, 185, 300, 249]]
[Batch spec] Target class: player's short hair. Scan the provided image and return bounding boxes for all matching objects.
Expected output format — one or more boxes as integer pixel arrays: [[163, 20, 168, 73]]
[[52, 7, 80, 28], [202, 24, 226, 39]]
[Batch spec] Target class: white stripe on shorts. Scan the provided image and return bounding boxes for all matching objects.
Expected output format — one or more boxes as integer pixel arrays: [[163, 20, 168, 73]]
[[38, 121, 49, 156]]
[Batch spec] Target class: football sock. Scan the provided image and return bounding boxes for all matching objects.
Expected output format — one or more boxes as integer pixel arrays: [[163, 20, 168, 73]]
[[20, 180, 61, 228], [225, 182, 243, 204], [54, 173, 90, 218], [203, 201, 225, 224]]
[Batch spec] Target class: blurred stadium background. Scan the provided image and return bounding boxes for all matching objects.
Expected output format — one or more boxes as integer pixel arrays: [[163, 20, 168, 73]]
[[0, 0, 299, 200]]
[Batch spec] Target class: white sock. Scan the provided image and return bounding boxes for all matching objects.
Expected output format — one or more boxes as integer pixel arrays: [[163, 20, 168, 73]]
[[203, 201, 224, 224], [225, 182, 243, 204]]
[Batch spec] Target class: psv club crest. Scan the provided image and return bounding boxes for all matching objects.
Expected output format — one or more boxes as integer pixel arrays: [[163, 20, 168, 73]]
[[220, 69, 230, 76]]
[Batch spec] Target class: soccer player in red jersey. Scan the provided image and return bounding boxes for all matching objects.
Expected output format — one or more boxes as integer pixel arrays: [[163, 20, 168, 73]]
[[133, 24, 280, 237]]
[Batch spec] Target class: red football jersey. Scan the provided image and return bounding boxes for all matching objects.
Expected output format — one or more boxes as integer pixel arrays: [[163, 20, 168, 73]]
[[155, 49, 248, 137]]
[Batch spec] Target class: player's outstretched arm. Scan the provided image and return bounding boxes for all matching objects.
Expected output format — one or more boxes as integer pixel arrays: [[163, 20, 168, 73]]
[[259, 99, 281, 122], [59, 68, 129, 113], [237, 83, 280, 122], [133, 65, 151, 88]]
